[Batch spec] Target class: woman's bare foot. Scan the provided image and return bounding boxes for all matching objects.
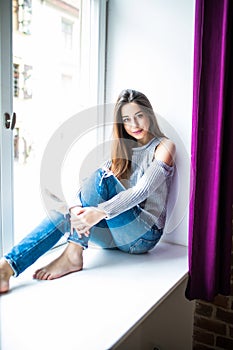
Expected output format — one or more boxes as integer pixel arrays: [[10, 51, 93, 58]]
[[0, 258, 14, 294], [33, 242, 83, 280]]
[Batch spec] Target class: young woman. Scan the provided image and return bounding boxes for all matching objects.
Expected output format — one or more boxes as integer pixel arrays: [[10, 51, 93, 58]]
[[0, 89, 175, 293]]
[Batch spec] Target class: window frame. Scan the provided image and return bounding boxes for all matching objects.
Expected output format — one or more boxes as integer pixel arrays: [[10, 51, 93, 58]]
[[0, 0, 14, 255], [0, 0, 107, 252]]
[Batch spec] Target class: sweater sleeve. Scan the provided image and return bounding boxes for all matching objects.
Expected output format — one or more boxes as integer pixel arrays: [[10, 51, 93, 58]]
[[98, 159, 174, 219]]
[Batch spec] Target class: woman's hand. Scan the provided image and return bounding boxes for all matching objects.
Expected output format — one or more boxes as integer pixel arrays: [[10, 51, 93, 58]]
[[70, 206, 107, 238]]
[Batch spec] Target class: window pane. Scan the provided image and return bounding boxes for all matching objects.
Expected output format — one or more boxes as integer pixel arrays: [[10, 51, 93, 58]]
[[13, 0, 82, 243]]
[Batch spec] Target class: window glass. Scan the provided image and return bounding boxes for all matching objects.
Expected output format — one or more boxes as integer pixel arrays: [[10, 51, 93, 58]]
[[13, 0, 83, 243]]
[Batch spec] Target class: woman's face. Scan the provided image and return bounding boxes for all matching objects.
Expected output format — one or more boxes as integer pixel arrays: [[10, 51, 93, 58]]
[[121, 102, 152, 145]]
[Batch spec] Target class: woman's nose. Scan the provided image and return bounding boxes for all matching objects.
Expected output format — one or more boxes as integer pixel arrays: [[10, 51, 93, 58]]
[[131, 116, 139, 127]]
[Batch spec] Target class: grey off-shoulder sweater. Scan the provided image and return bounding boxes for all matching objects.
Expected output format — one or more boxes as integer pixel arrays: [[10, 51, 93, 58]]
[[98, 137, 174, 229]]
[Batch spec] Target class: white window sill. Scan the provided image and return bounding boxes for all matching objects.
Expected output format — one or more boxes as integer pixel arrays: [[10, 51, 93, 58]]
[[0, 241, 188, 350]]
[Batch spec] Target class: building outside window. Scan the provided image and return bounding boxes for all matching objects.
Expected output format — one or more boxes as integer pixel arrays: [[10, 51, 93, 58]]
[[62, 18, 73, 50], [15, 0, 32, 35], [13, 63, 32, 99], [23, 64, 33, 99], [13, 63, 20, 98]]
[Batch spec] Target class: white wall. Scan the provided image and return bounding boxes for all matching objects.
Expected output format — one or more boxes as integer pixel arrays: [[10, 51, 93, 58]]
[[105, 0, 195, 246], [114, 277, 194, 350]]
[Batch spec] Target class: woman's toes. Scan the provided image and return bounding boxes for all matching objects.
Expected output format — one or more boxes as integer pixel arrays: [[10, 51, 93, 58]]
[[0, 280, 9, 293], [32, 270, 39, 279], [0, 259, 13, 293], [33, 269, 45, 280]]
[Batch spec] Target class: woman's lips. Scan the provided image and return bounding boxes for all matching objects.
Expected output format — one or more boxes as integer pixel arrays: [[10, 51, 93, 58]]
[[133, 129, 143, 135]]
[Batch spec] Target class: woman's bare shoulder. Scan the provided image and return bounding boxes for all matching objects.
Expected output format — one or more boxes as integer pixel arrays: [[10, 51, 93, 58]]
[[154, 138, 176, 166]]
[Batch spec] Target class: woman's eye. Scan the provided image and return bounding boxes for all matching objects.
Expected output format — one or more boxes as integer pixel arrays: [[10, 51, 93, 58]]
[[122, 118, 130, 123], [137, 114, 143, 118]]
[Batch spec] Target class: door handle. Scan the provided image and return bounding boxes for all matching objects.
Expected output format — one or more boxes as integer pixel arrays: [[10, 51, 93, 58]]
[[4, 112, 16, 130], [11, 112, 16, 130], [4, 112, 11, 129]]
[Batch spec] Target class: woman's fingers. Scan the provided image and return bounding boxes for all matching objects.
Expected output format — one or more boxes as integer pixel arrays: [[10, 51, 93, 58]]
[[70, 206, 106, 238], [83, 230, 90, 237], [71, 218, 90, 232], [70, 220, 90, 238]]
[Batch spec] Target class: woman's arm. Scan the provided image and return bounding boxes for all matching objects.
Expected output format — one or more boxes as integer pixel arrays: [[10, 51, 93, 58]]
[[97, 139, 176, 219], [70, 139, 175, 234], [154, 138, 176, 166]]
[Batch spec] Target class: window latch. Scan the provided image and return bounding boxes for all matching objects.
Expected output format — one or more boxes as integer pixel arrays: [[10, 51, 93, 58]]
[[4, 112, 16, 130]]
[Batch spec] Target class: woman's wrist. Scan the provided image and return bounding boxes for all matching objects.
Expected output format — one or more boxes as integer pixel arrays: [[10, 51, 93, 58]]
[[95, 207, 108, 220], [69, 205, 82, 215]]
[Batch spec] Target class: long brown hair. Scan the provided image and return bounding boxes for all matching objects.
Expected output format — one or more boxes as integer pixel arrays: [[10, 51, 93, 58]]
[[111, 89, 165, 180]]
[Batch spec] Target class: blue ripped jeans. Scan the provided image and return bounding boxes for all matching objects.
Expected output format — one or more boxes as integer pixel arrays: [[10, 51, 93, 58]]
[[4, 168, 163, 277]]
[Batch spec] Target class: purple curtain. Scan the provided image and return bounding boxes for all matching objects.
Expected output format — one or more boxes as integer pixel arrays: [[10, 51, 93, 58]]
[[185, 0, 233, 301]]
